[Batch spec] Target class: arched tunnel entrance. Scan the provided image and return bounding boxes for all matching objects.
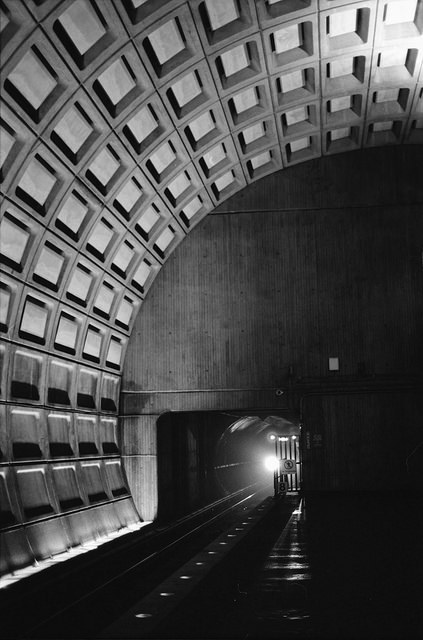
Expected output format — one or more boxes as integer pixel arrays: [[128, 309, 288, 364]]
[[156, 410, 300, 522]]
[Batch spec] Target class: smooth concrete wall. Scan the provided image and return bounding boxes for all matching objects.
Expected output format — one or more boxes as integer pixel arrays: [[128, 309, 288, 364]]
[[302, 391, 423, 491], [123, 147, 422, 401]]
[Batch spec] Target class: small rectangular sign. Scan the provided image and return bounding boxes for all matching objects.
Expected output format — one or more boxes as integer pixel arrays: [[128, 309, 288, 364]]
[[281, 459, 296, 473]]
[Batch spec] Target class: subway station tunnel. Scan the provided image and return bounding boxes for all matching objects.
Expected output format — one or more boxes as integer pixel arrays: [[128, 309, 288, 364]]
[[1, 0, 423, 637]]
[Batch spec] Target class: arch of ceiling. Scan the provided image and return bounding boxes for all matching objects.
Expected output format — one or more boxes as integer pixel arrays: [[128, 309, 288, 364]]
[[1, 0, 422, 580]]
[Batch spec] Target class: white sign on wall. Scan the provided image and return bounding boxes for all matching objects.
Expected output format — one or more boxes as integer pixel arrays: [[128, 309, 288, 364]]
[[281, 459, 296, 474]]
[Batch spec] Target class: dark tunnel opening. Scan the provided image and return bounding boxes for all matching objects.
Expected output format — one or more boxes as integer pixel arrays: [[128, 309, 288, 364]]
[[156, 410, 300, 523]]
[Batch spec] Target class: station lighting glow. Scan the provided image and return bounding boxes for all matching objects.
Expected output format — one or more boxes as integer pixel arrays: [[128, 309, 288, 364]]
[[0, 521, 149, 589], [264, 455, 279, 471]]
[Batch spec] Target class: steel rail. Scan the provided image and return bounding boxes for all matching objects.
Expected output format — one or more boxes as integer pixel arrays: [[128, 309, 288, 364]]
[[24, 484, 269, 637]]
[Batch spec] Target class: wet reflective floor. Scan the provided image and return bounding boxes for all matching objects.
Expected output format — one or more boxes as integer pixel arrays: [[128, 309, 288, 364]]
[[154, 491, 423, 639], [247, 498, 312, 639]]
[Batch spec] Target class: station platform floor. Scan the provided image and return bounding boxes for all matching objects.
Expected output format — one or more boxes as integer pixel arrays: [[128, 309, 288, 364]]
[[102, 490, 423, 640]]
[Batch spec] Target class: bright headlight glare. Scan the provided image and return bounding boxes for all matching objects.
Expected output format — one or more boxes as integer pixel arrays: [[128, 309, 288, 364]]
[[264, 456, 279, 471]]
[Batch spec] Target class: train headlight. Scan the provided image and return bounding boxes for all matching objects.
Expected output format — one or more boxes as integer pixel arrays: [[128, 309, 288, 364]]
[[264, 456, 279, 471]]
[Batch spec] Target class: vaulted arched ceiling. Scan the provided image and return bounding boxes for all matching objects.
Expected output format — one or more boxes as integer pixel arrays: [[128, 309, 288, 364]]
[[0, 0, 422, 581]]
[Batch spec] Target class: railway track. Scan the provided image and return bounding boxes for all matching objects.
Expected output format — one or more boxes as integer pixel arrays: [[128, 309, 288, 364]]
[[2, 483, 274, 639]]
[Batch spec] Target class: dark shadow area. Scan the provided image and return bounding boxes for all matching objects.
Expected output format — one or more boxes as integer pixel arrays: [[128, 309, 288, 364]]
[[152, 491, 423, 640]]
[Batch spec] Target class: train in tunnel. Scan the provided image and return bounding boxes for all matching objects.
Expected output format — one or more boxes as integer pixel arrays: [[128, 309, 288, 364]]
[[156, 411, 300, 521]]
